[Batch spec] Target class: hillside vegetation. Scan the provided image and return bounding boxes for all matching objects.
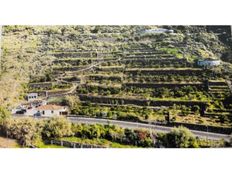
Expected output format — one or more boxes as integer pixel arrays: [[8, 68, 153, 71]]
[[1, 25, 232, 129]]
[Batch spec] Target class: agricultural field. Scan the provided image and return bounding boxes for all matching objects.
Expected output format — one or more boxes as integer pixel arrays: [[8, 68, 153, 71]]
[[1, 25, 232, 148]]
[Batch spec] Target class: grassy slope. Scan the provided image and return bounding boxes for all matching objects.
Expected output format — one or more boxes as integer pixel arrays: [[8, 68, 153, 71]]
[[1, 26, 232, 114]]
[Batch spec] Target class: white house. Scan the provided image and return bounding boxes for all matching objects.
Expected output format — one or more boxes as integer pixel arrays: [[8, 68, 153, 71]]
[[197, 58, 221, 67], [26, 93, 38, 101], [35, 104, 68, 117], [142, 28, 174, 35]]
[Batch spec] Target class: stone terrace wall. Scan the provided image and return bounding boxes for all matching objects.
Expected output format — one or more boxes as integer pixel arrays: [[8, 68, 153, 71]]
[[123, 82, 205, 89], [78, 94, 207, 108], [46, 139, 107, 148]]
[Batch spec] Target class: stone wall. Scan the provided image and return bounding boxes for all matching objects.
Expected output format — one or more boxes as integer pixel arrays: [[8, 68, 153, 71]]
[[78, 94, 207, 109], [46, 139, 106, 148], [166, 122, 232, 135], [123, 82, 205, 89]]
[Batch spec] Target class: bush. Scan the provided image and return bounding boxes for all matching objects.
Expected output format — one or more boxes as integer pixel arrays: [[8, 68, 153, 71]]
[[157, 126, 199, 148], [42, 117, 73, 139], [181, 105, 191, 116], [117, 113, 140, 122], [63, 95, 80, 110], [71, 123, 154, 147], [73, 124, 105, 139], [0, 106, 10, 121], [192, 105, 200, 114], [105, 125, 124, 142], [1, 118, 42, 147]]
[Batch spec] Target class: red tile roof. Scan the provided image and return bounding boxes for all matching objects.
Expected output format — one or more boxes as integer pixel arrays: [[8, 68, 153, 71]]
[[37, 104, 64, 110]]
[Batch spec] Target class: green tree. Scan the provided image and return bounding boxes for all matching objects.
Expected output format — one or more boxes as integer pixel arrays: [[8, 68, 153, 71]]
[[42, 117, 73, 139], [63, 95, 80, 111], [181, 105, 191, 116], [162, 126, 199, 148], [2, 118, 42, 147], [0, 106, 10, 121], [192, 105, 200, 114]]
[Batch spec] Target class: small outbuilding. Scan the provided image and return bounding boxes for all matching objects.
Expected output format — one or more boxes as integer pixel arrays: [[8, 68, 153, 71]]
[[141, 28, 174, 35], [26, 93, 38, 101], [197, 58, 221, 68]]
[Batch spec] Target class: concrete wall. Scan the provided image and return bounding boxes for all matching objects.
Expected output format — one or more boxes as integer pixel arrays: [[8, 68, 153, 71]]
[[39, 109, 66, 117]]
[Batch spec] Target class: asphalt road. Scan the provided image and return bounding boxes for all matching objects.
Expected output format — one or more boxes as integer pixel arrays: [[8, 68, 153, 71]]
[[68, 117, 231, 141], [12, 115, 231, 141]]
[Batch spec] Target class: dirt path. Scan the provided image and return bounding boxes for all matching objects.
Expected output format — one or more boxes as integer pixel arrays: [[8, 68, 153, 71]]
[[0, 136, 19, 148]]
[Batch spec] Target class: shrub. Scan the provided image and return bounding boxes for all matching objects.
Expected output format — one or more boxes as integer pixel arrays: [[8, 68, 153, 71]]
[[0, 106, 10, 121], [181, 105, 191, 116], [192, 105, 200, 114], [71, 123, 154, 147], [117, 113, 140, 122], [157, 126, 199, 148], [1, 118, 42, 147], [42, 117, 73, 139], [105, 125, 124, 142], [63, 95, 80, 110]]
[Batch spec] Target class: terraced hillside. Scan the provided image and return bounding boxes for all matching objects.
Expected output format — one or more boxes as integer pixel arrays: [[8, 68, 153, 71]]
[[1, 25, 232, 133]]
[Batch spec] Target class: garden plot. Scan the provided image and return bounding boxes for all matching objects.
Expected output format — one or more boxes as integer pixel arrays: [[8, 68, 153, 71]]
[[124, 54, 173, 59], [207, 80, 231, 98], [87, 74, 123, 83], [76, 83, 122, 96], [50, 51, 97, 58], [123, 58, 193, 68], [123, 82, 205, 89], [125, 68, 203, 76], [125, 74, 203, 83], [77, 94, 207, 108], [96, 65, 125, 72], [8, 25, 231, 132]]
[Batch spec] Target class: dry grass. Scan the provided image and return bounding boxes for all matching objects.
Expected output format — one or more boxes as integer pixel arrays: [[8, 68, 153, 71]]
[[0, 136, 20, 148]]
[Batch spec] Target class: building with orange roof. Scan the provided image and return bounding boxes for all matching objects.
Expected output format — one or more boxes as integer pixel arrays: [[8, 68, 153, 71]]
[[35, 104, 68, 117]]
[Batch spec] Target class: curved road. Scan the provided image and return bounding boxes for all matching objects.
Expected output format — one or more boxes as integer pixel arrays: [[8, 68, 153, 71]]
[[68, 117, 230, 141]]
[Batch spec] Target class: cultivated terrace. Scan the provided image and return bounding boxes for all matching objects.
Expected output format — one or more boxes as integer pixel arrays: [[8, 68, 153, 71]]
[[1, 25, 232, 148]]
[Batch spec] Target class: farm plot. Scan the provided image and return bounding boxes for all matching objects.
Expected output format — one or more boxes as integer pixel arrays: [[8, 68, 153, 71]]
[[22, 26, 232, 132]]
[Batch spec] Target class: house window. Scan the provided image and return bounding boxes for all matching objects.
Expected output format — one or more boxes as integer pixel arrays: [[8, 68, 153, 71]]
[[51, 110, 54, 114], [42, 111, 45, 115]]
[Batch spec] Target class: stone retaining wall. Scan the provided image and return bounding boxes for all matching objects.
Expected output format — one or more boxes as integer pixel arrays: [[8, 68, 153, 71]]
[[46, 139, 106, 148]]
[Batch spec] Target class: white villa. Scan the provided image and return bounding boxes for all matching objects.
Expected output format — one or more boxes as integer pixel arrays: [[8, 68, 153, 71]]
[[197, 58, 221, 67], [142, 28, 174, 34], [35, 104, 68, 117], [12, 99, 68, 117]]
